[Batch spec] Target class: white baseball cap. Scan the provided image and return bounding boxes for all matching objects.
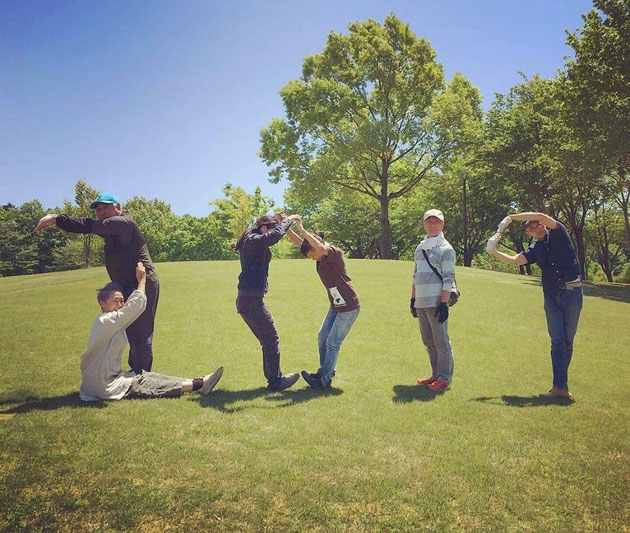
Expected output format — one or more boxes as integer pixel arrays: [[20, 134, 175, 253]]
[[423, 209, 444, 222]]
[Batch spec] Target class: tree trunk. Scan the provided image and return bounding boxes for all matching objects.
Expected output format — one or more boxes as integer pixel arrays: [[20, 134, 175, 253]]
[[573, 226, 587, 280], [462, 177, 472, 266], [83, 234, 92, 268], [378, 197, 391, 259]]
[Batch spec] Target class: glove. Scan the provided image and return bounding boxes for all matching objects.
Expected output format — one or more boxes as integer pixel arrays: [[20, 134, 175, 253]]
[[435, 302, 449, 323], [410, 298, 418, 318], [486, 232, 502, 252], [497, 215, 512, 233]]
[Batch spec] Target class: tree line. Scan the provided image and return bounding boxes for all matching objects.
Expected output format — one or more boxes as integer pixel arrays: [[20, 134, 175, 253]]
[[2, 1, 628, 282]]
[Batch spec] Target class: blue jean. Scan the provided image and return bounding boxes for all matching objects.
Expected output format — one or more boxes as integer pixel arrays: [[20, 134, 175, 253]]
[[317, 307, 360, 386], [543, 287, 583, 390]]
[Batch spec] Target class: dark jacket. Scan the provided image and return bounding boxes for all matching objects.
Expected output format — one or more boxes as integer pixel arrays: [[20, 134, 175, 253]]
[[237, 219, 292, 297], [56, 211, 158, 288]]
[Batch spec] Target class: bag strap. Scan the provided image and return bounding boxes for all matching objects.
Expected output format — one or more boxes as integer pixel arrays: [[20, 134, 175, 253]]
[[422, 249, 443, 281]]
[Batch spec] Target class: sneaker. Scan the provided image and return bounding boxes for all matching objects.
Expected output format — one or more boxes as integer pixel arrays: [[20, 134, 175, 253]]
[[268, 373, 300, 392], [541, 387, 572, 399], [428, 379, 450, 391], [417, 377, 437, 386], [199, 367, 224, 395], [301, 370, 324, 389]]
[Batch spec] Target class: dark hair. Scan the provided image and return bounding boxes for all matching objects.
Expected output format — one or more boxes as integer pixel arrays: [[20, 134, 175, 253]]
[[231, 215, 279, 251], [97, 282, 124, 303], [300, 232, 325, 257]]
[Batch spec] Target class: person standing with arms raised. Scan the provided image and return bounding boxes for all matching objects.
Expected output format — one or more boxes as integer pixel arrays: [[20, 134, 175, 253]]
[[285, 216, 360, 389], [486, 212, 582, 399], [35, 193, 159, 374], [232, 213, 301, 391]]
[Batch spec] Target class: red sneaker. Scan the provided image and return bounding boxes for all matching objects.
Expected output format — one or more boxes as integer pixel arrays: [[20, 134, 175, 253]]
[[417, 377, 437, 385], [428, 380, 450, 391]]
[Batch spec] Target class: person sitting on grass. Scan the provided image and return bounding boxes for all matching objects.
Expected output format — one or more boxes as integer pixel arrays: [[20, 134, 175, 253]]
[[284, 215, 360, 389], [80, 261, 223, 401]]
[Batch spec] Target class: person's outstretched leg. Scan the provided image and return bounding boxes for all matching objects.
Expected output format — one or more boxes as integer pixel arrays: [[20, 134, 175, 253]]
[[125, 367, 223, 398]]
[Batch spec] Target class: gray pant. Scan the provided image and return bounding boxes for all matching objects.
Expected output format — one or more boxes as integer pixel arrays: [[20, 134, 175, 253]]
[[417, 307, 454, 382], [124, 371, 184, 399]]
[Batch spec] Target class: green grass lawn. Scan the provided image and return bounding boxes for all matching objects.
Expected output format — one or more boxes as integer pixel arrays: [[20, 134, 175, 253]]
[[1, 260, 629, 532]]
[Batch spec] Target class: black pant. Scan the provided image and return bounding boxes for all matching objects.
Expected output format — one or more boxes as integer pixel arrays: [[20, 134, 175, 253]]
[[123, 278, 159, 374], [236, 294, 282, 386]]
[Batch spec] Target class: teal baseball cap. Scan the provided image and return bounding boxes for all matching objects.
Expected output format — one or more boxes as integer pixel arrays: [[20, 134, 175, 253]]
[[90, 193, 120, 209]]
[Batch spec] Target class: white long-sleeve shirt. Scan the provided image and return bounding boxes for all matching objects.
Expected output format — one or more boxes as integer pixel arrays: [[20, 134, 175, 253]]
[[79, 290, 147, 401]]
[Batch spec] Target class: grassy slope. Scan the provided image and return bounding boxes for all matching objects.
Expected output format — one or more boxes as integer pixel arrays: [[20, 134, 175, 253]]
[[0, 260, 628, 532]]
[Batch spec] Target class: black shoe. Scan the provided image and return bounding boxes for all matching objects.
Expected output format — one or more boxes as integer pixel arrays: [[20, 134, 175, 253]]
[[268, 373, 300, 391], [301, 370, 324, 389]]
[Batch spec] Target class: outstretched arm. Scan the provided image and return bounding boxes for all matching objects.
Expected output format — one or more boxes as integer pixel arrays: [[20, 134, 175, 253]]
[[486, 230, 528, 265], [489, 249, 528, 266]]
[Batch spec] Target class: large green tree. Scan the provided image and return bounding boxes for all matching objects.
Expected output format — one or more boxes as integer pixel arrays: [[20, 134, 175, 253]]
[[260, 14, 480, 258], [562, 0, 630, 251]]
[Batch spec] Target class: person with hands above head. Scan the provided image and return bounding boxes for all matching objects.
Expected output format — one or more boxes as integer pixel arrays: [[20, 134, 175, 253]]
[[285, 215, 360, 390], [79, 262, 223, 401], [486, 212, 582, 399], [35, 193, 159, 375], [411, 209, 456, 392], [232, 212, 302, 391]]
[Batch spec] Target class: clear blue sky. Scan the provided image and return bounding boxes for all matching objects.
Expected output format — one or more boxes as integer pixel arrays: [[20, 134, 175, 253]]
[[1, 0, 594, 216]]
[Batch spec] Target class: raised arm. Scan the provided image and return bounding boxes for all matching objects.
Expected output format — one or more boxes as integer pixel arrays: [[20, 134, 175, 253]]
[[508, 212, 558, 230], [285, 227, 303, 247], [84, 264, 147, 361], [295, 217, 328, 256], [247, 218, 294, 248]]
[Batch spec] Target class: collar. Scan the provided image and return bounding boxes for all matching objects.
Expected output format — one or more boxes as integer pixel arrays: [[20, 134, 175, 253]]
[[421, 232, 445, 250]]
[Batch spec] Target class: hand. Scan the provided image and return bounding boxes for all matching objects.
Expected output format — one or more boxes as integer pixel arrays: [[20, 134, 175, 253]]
[[486, 232, 502, 252], [497, 215, 512, 233], [434, 302, 449, 323], [287, 214, 301, 224], [135, 262, 146, 283], [410, 298, 417, 318], [34, 214, 57, 231]]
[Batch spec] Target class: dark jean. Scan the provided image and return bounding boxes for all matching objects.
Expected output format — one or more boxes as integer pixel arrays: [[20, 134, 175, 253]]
[[236, 295, 283, 387], [543, 286, 583, 390], [123, 278, 159, 374]]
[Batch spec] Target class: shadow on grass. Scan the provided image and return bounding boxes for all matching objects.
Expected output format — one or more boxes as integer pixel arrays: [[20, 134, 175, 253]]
[[392, 384, 445, 404], [471, 395, 574, 407], [522, 279, 630, 303], [197, 386, 343, 413], [0, 392, 107, 415]]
